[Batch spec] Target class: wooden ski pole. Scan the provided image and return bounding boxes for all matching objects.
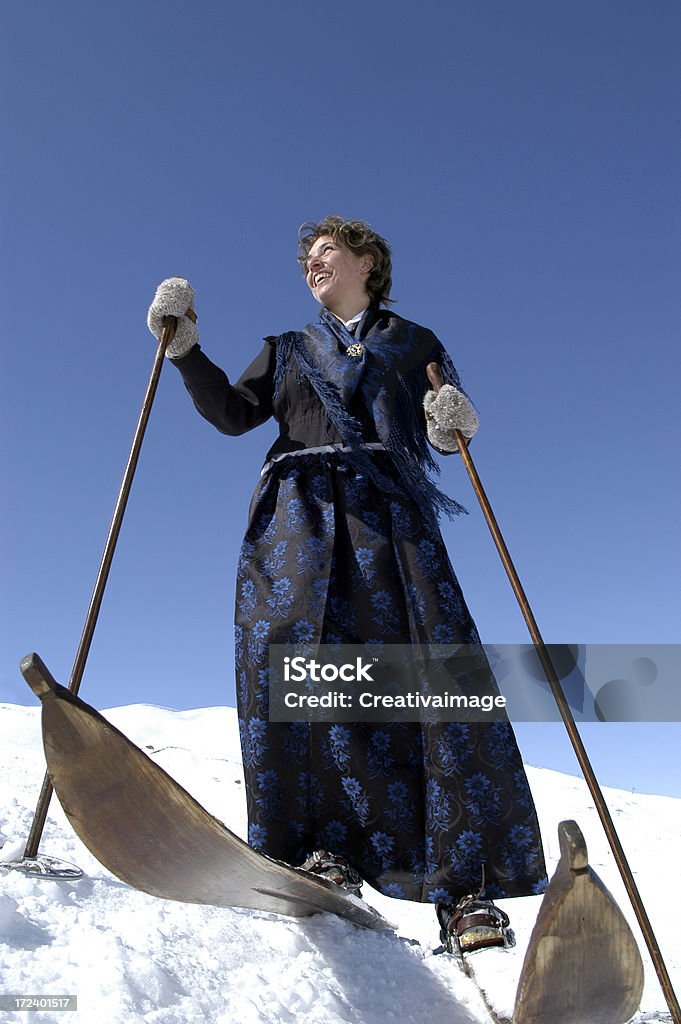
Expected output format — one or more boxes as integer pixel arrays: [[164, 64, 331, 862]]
[[452, 425, 680, 1024], [19, 312, 194, 867]]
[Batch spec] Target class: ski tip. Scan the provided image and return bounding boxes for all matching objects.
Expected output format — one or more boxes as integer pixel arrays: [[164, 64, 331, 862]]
[[20, 652, 61, 701], [557, 819, 588, 873]]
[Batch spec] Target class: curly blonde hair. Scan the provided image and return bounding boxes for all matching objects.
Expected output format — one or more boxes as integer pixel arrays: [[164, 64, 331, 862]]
[[297, 215, 394, 306]]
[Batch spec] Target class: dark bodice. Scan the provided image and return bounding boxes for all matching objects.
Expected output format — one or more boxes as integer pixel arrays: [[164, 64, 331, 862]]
[[171, 337, 380, 464]]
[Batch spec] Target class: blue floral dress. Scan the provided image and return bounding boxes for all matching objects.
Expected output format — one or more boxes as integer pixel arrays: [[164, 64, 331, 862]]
[[172, 308, 547, 905]]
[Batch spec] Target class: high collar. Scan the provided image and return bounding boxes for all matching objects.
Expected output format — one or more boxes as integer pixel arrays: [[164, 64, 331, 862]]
[[329, 307, 368, 330], [339, 303, 383, 340], [324, 304, 383, 329]]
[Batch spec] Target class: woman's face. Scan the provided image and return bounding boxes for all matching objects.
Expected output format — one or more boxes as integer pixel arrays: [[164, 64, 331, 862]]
[[304, 235, 372, 314]]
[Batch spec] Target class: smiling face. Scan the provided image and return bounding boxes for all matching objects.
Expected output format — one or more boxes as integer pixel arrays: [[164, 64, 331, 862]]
[[304, 235, 373, 321]]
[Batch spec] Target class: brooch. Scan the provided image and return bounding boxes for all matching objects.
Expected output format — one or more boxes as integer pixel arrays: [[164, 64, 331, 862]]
[[346, 342, 364, 358]]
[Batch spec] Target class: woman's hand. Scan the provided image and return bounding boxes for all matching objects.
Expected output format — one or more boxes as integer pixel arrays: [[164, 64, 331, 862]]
[[423, 362, 478, 452], [147, 277, 199, 359]]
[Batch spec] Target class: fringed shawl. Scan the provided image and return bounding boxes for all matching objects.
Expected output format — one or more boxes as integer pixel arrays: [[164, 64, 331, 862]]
[[273, 306, 469, 527]]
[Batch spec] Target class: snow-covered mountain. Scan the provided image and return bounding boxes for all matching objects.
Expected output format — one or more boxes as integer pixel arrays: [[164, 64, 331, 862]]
[[1, 703, 678, 1023]]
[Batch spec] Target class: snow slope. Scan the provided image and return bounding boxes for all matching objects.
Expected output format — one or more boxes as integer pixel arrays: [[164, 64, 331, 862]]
[[1, 703, 678, 1024]]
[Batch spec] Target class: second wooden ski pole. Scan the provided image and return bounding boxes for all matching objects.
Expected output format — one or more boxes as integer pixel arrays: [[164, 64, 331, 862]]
[[452, 424, 680, 1024]]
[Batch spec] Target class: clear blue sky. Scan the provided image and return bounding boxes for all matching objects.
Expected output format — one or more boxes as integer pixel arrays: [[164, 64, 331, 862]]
[[2, 2, 679, 796]]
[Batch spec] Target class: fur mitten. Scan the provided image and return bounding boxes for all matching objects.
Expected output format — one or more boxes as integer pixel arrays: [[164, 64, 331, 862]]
[[147, 277, 199, 359], [423, 384, 479, 452]]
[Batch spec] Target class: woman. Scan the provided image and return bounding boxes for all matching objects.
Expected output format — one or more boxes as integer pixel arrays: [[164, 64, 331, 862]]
[[147, 216, 547, 952]]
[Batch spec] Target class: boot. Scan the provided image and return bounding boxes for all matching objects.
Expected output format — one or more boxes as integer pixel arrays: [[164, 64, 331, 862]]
[[437, 895, 515, 954], [299, 849, 363, 898]]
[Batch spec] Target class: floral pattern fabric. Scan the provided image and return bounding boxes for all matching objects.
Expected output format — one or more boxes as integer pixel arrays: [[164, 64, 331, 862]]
[[235, 449, 547, 904]]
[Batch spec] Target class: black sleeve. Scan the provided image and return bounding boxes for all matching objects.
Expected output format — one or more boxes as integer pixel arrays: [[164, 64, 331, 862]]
[[169, 340, 276, 436]]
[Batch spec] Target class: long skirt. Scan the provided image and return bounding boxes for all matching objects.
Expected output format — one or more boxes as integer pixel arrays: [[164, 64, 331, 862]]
[[234, 450, 547, 904]]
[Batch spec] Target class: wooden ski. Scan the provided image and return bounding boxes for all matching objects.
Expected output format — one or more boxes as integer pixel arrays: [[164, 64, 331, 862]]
[[463, 820, 644, 1024], [512, 819, 644, 1023], [20, 652, 390, 932]]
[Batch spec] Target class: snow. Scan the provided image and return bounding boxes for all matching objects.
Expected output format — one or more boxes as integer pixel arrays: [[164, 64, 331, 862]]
[[1, 702, 678, 1024]]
